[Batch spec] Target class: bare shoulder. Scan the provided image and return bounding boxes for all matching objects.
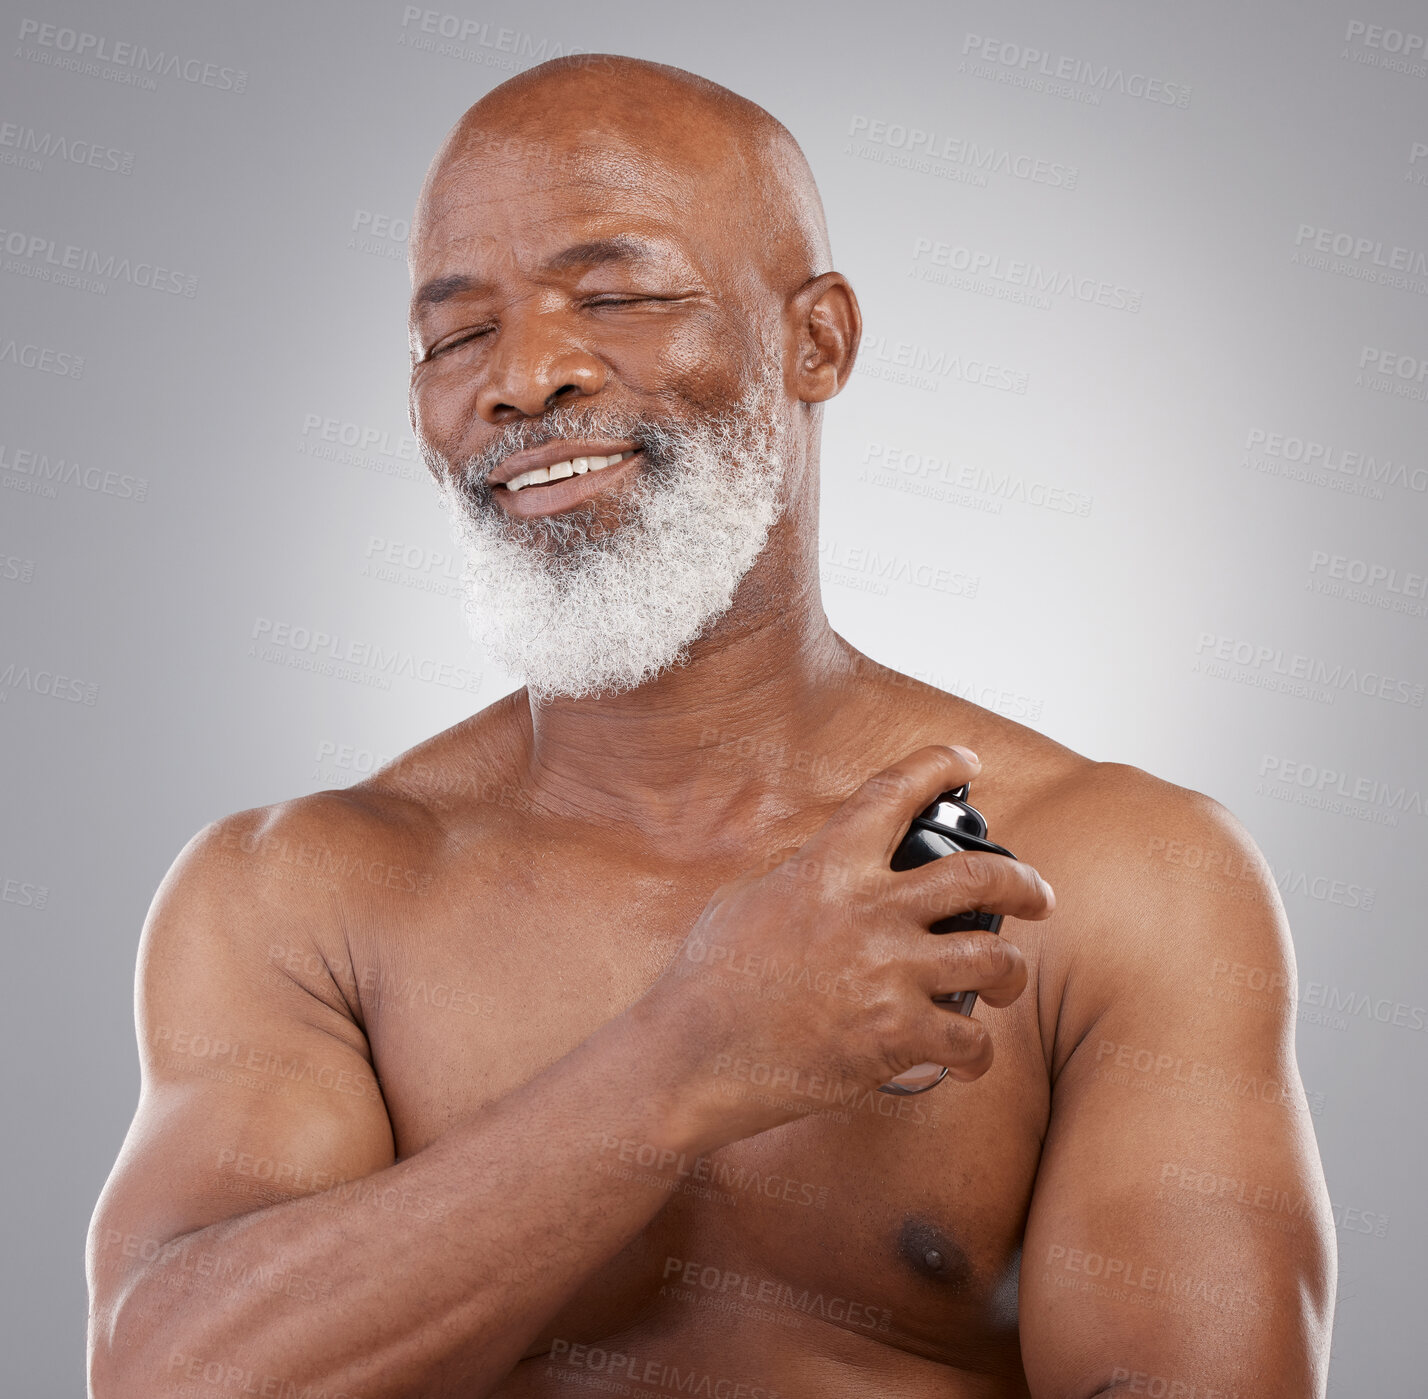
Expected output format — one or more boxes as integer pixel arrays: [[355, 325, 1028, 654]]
[[890, 663, 1274, 943], [143, 690, 531, 1011], [1029, 756, 1283, 951], [878, 662, 1292, 1071], [1024, 757, 1295, 1083], [197, 688, 529, 876]]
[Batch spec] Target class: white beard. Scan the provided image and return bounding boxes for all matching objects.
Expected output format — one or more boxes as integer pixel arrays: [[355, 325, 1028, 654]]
[[430, 366, 790, 703]]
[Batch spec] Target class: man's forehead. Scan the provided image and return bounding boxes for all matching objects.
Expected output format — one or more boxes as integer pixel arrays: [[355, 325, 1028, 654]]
[[444, 122, 686, 191], [411, 135, 739, 282], [411, 207, 704, 284], [420, 124, 733, 236]]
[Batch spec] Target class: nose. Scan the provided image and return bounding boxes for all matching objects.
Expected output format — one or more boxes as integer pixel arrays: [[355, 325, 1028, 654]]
[[474, 309, 608, 423]]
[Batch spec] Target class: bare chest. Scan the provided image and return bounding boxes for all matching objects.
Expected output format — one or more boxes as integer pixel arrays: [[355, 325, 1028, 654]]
[[353, 853, 1052, 1370]]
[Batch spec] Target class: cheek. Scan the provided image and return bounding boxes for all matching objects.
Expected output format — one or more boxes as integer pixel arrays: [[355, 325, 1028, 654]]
[[627, 315, 768, 419], [411, 363, 476, 459]]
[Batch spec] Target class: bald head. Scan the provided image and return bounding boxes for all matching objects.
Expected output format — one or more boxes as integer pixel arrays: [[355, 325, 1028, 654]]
[[412, 54, 832, 296]]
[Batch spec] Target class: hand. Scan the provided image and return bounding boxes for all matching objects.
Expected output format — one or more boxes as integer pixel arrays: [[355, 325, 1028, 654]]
[[644, 744, 1056, 1137]]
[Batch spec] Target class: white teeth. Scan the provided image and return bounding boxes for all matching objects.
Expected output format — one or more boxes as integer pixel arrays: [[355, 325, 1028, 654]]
[[502, 451, 635, 491], [504, 466, 549, 492]]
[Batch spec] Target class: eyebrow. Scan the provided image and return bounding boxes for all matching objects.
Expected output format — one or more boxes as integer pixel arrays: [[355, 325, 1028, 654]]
[[411, 236, 665, 318], [411, 272, 486, 315], [543, 235, 660, 274]]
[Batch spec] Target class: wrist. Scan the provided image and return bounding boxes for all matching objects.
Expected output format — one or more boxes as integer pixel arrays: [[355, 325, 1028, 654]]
[[607, 980, 744, 1160]]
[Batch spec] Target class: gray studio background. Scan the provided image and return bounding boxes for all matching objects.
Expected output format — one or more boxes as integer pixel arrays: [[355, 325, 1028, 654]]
[[2, 0, 1424, 1392]]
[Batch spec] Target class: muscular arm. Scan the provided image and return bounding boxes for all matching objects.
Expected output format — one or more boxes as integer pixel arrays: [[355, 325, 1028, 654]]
[[86, 802, 731, 1399], [1019, 771, 1336, 1397], [89, 745, 1042, 1399]]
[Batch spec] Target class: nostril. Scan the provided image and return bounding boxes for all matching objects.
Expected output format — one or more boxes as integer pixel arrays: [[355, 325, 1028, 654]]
[[545, 383, 583, 410]]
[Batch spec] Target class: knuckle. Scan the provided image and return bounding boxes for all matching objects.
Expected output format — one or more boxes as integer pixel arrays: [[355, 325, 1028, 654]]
[[954, 850, 994, 889], [1017, 861, 1046, 899], [944, 1016, 992, 1071], [865, 766, 918, 804], [953, 932, 1014, 982]]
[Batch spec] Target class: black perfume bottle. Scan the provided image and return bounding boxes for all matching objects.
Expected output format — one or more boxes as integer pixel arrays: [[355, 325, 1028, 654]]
[[878, 781, 1018, 1096]]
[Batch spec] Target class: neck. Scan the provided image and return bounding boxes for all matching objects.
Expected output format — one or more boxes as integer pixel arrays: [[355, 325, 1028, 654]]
[[516, 468, 869, 841]]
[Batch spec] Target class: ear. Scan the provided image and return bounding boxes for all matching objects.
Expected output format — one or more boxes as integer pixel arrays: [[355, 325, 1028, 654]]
[[785, 272, 862, 404]]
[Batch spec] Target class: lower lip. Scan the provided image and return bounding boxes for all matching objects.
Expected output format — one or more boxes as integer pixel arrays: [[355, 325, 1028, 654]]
[[496, 452, 644, 519]]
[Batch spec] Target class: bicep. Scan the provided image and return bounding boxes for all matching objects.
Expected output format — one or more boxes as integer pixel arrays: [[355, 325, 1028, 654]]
[[88, 819, 397, 1315], [1018, 799, 1336, 1398]]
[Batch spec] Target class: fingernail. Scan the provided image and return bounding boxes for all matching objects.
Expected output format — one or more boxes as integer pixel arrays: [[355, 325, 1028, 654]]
[[950, 745, 980, 767], [1042, 880, 1056, 911]]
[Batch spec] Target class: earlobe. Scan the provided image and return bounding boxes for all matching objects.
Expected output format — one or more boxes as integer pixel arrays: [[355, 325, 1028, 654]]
[[789, 272, 862, 405]]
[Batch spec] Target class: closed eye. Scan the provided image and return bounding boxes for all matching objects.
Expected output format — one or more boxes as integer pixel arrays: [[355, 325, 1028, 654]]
[[585, 293, 690, 309], [428, 327, 493, 358]]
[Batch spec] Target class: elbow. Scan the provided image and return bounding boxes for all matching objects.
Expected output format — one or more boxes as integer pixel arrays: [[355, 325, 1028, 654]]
[[88, 1290, 192, 1399]]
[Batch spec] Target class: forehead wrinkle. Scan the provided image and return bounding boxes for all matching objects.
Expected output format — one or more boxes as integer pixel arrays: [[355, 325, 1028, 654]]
[[412, 181, 719, 303], [415, 217, 701, 289], [414, 161, 770, 306]]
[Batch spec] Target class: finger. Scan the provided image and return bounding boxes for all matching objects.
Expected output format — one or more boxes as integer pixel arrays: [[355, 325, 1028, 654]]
[[905, 931, 1028, 1009], [899, 1001, 995, 1082], [809, 744, 983, 865], [893, 848, 1054, 925]]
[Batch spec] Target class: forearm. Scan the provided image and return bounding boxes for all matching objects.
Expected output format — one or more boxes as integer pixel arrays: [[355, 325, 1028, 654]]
[[97, 993, 731, 1399]]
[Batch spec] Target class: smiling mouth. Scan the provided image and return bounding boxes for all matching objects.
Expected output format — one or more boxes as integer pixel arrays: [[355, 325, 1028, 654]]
[[502, 451, 639, 493]]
